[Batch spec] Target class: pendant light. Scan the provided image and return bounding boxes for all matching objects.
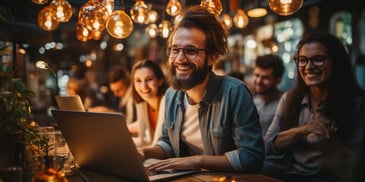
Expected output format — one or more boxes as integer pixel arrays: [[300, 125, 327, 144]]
[[218, 0, 232, 30], [32, 0, 48, 4], [38, 6, 59, 31], [166, 0, 182, 17], [48, 0, 73, 22], [105, 0, 133, 39], [79, 0, 110, 32], [146, 24, 159, 38], [130, 0, 149, 24], [247, 0, 267, 18], [268, 0, 304, 16], [200, 0, 222, 16], [233, 9, 249, 28]]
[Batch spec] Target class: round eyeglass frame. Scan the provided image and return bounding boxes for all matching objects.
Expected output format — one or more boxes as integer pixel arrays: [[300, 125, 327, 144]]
[[294, 55, 327, 67], [165, 46, 207, 60]]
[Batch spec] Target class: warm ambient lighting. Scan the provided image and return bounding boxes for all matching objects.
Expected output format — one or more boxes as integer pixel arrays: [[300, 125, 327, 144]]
[[220, 13, 232, 29], [79, 0, 110, 32], [159, 20, 172, 39], [76, 21, 90, 41], [146, 24, 159, 38], [166, 0, 182, 16], [233, 9, 249, 28], [130, 0, 149, 24], [200, 0, 222, 16], [38, 6, 59, 31], [247, 7, 267, 18], [35, 60, 59, 95], [49, 0, 73, 22], [268, 0, 304, 16], [246, 0, 267, 18], [35, 60, 56, 77], [32, 0, 48, 5], [147, 10, 158, 23], [106, 0, 133, 39]]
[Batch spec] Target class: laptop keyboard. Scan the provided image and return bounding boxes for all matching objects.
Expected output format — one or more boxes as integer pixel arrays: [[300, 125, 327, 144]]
[[144, 166, 174, 177]]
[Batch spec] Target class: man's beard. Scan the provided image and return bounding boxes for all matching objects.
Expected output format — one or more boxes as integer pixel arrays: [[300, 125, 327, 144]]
[[169, 59, 209, 91], [255, 84, 276, 95]]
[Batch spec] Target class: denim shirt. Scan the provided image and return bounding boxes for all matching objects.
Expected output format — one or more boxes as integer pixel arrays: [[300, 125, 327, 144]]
[[156, 71, 265, 173]]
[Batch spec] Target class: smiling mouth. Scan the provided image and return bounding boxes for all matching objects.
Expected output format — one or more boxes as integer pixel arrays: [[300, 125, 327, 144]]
[[175, 63, 194, 71], [305, 72, 320, 78]]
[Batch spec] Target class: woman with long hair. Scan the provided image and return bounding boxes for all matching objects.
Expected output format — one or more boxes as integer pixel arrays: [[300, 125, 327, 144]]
[[264, 32, 365, 181], [128, 59, 169, 147]]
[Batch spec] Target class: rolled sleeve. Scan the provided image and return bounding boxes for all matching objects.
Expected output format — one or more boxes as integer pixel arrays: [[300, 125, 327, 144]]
[[225, 150, 242, 171], [156, 140, 174, 157]]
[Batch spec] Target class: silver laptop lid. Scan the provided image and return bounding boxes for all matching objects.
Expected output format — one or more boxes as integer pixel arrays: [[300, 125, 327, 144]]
[[51, 109, 149, 181]]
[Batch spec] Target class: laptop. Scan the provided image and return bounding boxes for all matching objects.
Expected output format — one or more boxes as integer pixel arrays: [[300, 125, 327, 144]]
[[51, 110, 198, 182], [55, 95, 86, 111]]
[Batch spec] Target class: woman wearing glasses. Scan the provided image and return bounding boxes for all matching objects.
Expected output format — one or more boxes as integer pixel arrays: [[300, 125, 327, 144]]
[[128, 59, 169, 147], [264, 32, 365, 181]]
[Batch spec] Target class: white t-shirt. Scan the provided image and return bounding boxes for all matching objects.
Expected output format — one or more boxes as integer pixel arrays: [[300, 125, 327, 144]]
[[181, 93, 204, 155]]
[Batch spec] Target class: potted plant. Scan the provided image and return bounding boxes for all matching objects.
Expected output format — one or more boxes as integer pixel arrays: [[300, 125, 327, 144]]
[[0, 44, 46, 170]]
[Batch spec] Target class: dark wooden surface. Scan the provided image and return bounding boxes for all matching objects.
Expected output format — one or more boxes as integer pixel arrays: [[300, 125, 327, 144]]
[[67, 169, 283, 182]]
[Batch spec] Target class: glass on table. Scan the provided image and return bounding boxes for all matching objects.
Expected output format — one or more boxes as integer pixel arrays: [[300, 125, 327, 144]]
[[54, 130, 75, 175]]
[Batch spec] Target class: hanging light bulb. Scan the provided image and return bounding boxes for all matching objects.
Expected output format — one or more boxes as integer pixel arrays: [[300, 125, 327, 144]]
[[166, 0, 182, 16], [268, 0, 304, 16], [200, 0, 222, 16], [247, 7, 267, 18], [159, 20, 172, 39], [159, 20, 171, 38], [130, 0, 149, 24], [79, 0, 110, 32], [76, 22, 91, 42], [233, 9, 249, 28], [38, 6, 59, 31], [219, 13, 232, 30], [147, 9, 158, 23], [102, 0, 114, 15], [91, 30, 103, 40], [32, 0, 48, 4], [106, 0, 133, 39], [146, 24, 159, 38], [246, 0, 267, 18], [49, 0, 73, 22]]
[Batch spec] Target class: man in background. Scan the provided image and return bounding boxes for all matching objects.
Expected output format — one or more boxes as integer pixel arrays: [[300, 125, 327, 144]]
[[88, 67, 136, 124], [252, 54, 284, 137], [252, 54, 285, 179]]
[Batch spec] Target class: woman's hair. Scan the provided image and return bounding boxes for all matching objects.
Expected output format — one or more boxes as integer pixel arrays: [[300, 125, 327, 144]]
[[131, 60, 168, 103], [282, 32, 363, 138], [167, 5, 228, 63]]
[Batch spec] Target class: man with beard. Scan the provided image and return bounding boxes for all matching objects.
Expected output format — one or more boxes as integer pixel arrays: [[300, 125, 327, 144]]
[[251, 54, 286, 179], [139, 5, 264, 174], [252, 54, 285, 137]]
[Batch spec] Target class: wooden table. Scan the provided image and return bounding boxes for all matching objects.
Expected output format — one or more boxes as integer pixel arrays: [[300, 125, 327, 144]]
[[172, 171, 282, 182], [67, 169, 282, 182]]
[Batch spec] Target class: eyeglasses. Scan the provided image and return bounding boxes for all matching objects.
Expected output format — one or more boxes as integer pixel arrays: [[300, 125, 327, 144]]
[[294, 55, 327, 67], [166, 46, 207, 60]]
